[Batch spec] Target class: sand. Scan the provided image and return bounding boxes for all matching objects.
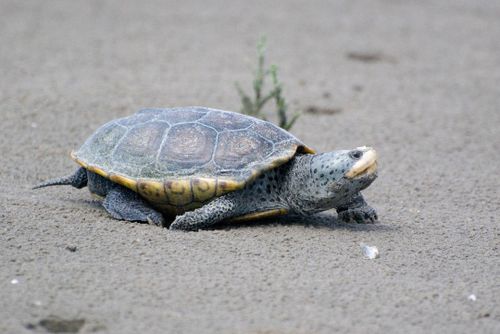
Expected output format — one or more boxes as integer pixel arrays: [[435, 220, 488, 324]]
[[1, 1, 499, 333]]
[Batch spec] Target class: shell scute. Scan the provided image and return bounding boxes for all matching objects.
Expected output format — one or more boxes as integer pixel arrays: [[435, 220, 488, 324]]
[[192, 178, 217, 202], [216, 178, 245, 196], [78, 123, 127, 166], [113, 122, 169, 167], [135, 108, 165, 117], [214, 130, 273, 170], [137, 180, 166, 203], [250, 121, 291, 143], [198, 110, 253, 131], [117, 111, 158, 126], [164, 179, 193, 206], [157, 123, 216, 171], [109, 174, 137, 191], [157, 108, 207, 123]]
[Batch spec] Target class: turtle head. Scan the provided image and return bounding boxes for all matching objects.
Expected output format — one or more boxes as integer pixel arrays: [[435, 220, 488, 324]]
[[290, 146, 378, 213]]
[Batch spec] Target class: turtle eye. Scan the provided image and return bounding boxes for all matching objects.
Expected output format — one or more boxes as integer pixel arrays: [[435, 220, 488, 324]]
[[349, 150, 363, 160]]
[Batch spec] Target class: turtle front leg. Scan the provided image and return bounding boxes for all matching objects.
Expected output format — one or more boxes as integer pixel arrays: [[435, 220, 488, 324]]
[[103, 186, 165, 226], [169, 195, 237, 231], [336, 193, 378, 224]]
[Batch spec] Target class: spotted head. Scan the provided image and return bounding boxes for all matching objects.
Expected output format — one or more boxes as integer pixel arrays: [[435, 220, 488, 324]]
[[288, 146, 378, 213]]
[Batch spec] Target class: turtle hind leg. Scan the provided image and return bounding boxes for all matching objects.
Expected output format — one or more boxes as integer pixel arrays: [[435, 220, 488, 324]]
[[169, 195, 237, 231], [169, 178, 290, 231], [102, 186, 165, 226], [170, 194, 247, 231], [33, 167, 88, 190]]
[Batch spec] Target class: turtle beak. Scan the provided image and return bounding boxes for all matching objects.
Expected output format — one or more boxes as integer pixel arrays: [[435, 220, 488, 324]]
[[345, 147, 378, 179]]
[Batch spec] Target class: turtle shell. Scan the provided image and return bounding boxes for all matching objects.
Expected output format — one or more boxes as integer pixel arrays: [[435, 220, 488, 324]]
[[72, 107, 315, 214]]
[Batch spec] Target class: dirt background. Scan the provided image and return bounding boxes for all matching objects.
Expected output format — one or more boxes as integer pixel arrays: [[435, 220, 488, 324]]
[[1, 0, 499, 333]]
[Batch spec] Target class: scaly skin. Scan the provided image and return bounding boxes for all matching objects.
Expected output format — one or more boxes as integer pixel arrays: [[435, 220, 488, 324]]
[[32, 167, 88, 189], [170, 167, 287, 230], [35, 148, 378, 230], [103, 186, 165, 226], [171, 148, 378, 230], [336, 193, 378, 224]]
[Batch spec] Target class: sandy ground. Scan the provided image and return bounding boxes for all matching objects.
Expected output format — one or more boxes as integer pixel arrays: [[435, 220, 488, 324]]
[[1, 0, 499, 333]]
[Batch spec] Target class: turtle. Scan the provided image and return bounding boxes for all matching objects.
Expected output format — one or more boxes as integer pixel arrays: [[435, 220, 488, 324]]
[[34, 107, 378, 231]]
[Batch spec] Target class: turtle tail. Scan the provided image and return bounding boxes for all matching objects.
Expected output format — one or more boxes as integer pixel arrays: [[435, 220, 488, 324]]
[[33, 167, 88, 190]]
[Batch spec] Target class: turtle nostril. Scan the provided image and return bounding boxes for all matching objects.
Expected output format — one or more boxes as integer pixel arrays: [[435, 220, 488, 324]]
[[349, 150, 363, 160]]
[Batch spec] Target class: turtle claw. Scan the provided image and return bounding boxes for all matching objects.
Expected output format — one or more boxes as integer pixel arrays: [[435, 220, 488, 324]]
[[168, 211, 203, 231], [147, 212, 166, 227], [169, 221, 192, 231], [338, 206, 378, 224]]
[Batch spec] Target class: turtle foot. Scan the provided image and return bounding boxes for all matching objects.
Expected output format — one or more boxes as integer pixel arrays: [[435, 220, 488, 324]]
[[338, 206, 378, 224], [146, 212, 166, 227]]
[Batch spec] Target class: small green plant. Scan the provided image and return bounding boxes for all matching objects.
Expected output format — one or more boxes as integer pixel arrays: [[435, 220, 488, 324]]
[[235, 37, 299, 130]]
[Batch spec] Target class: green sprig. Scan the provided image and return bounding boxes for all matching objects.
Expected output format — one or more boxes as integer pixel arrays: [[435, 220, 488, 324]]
[[235, 37, 299, 130]]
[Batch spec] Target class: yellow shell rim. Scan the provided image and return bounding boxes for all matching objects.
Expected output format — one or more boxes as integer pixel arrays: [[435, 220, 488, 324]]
[[70, 143, 315, 207]]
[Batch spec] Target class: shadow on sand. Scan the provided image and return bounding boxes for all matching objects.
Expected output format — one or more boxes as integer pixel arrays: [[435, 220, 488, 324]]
[[75, 198, 396, 233], [215, 212, 397, 233]]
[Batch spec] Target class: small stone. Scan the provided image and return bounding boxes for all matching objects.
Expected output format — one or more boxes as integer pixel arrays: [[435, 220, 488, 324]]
[[30, 122, 38, 128], [353, 84, 364, 92], [11, 278, 19, 284], [24, 323, 36, 330], [39, 317, 85, 333], [361, 244, 379, 259], [65, 245, 77, 252], [468, 294, 477, 301]]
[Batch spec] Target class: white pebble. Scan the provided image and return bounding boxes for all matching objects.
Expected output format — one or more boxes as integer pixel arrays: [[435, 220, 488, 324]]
[[11, 278, 19, 284], [30, 122, 38, 128], [468, 294, 477, 301], [361, 244, 379, 259]]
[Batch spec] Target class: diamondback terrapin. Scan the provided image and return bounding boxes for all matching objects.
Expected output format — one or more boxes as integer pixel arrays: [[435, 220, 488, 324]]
[[35, 107, 378, 230]]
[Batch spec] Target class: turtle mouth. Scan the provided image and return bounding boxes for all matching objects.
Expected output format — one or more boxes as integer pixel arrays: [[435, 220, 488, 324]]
[[345, 147, 378, 179]]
